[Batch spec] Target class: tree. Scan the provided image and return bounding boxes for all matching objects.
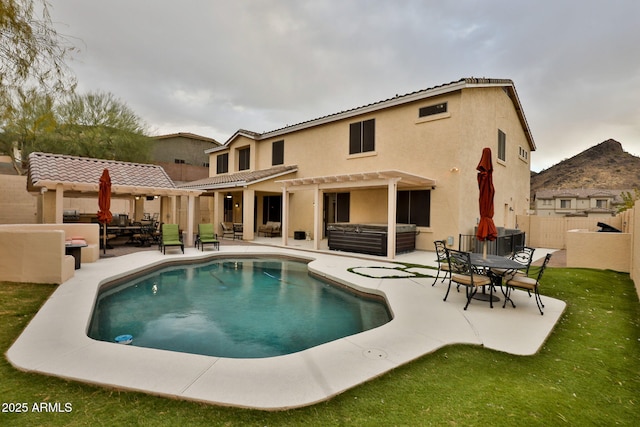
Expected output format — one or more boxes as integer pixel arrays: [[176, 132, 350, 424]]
[[617, 189, 640, 213], [0, 0, 76, 169], [0, 0, 75, 103], [1, 90, 151, 170], [53, 91, 152, 162], [0, 87, 56, 172]]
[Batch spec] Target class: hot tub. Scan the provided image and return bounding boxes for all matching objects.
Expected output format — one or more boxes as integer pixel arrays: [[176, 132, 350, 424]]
[[327, 223, 416, 256]]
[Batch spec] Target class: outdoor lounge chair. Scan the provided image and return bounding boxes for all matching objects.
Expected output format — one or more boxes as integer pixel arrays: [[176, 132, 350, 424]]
[[197, 223, 219, 251], [431, 240, 451, 286], [503, 253, 552, 315], [160, 223, 183, 254], [220, 222, 234, 239], [444, 248, 492, 310]]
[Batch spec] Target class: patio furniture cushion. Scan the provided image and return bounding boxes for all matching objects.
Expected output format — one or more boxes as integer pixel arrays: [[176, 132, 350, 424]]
[[197, 223, 219, 251], [444, 249, 493, 310], [161, 223, 184, 254], [503, 253, 552, 315]]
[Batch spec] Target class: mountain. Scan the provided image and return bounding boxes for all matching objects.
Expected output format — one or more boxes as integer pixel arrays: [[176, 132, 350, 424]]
[[530, 139, 640, 196]]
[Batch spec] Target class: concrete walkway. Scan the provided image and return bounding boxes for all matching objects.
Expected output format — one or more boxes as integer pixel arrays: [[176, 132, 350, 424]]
[[7, 245, 565, 410]]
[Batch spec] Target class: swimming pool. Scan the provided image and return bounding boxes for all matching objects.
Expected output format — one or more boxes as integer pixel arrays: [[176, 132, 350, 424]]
[[88, 257, 391, 358]]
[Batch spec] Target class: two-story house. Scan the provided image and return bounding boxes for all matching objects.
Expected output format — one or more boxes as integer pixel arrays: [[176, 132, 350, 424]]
[[181, 78, 535, 258], [534, 189, 626, 217]]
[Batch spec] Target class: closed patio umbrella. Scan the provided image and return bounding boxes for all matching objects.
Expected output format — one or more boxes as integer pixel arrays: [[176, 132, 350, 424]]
[[476, 147, 497, 257], [97, 169, 112, 255]]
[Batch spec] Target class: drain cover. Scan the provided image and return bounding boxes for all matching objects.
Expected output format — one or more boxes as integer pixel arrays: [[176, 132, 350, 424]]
[[363, 348, 388, 359]]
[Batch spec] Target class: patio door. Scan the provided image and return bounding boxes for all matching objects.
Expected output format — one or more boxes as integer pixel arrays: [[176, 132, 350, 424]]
[[323, 192, 350, 237]]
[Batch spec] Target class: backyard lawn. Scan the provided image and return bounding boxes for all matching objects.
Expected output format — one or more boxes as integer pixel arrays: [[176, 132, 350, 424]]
[[1, 267, 639, 426]]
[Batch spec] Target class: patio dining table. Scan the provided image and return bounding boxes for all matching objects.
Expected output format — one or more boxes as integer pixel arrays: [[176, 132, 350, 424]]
[[469, 253, 527, 306]]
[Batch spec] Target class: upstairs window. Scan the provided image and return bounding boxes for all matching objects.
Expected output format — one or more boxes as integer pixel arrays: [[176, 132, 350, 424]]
[[174, 158, 185, 164], [238, 147, 250, 171], [518, 146, 528, 162], [272, 140, 284, 166], [418, 102, 447, 118], [560, 199, 571, 209], [498, 130, 506, 161], [596, 199, 608, 209], [216, 153, 228, 174], [349, 119, 375, 154]]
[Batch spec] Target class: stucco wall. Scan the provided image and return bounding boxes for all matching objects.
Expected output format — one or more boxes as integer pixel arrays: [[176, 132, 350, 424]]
[[0, 223, 100, 263], [211, 86, 532, 250], [0, 175, 38, 224], [566, 230, 631, 272], [0, 228, 74, 284]]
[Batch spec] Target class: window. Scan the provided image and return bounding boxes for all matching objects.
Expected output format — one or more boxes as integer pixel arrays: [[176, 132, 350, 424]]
[[238, 147, 250, 171], [560, 199, 571, 209], [216, 153, 228, 174], [397, 190, 431, 227], [498, 130, 506, 161], [596, 199, 607, 209], [349, 119, 375, 154], [262, 195, 282, 223], [174, 158, 185, 164], [418, 102, 447, 118], [272, 140, 284, 166], [518, 146, 528, 161]]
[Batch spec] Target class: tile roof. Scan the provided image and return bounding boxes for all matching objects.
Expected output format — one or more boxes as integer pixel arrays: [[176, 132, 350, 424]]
[[178, 165, 298, 190], [206, 77, 534, 152], [28, 152, 176, 189]]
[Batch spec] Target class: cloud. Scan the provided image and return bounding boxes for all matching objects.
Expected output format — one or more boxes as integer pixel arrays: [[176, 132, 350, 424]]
[[50, 0, 640, 170]]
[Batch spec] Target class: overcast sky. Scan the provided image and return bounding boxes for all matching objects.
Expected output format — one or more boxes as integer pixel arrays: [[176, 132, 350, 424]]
[[49, 0, 640, 172]]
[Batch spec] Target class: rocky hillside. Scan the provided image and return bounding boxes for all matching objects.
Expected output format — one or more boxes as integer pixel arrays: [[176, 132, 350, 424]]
[[530, 139, 640, 196]]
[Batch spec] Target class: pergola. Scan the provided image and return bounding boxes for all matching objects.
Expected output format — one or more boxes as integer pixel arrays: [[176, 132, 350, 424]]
[[27, 152, 203, 246], [277, 170, 436, 258]]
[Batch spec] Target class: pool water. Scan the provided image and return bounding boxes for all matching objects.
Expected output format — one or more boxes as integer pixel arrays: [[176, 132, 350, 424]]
[[88, 257, 391, 358]]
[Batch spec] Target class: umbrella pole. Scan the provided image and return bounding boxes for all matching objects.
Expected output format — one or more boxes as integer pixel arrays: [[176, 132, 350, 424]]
[[482, 241, 487, 259], [103, 224, 106, 255]]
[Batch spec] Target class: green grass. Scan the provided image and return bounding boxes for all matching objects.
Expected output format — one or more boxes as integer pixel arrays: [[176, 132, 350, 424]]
[[1, 267, 639, 426]]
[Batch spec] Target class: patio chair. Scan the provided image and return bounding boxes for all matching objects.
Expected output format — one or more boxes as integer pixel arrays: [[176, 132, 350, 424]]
[[233, 223, 243, 240], [491, 246, 535, 278], [160, 223, 184, 254], [503, 253, 552, 315], [431, 240, 451, 286], [197, 223, 219, 251], [444, 249, 492, 310], [220, 222, 234, 239]]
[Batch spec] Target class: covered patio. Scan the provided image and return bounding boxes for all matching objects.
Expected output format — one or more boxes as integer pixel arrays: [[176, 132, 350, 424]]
[[27, 152, 203, 247], [277, 170, 437, 259]]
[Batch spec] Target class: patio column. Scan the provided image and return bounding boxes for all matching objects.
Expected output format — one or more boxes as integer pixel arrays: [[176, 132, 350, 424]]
[[281, 185, 289, 246], [313, 185, 322, 250], [242, 188, 255, 240], [54, 183, 64, 224], [170, 196, 177, 224], [387, 178, 400, 259], [186, 194, 195, 247]]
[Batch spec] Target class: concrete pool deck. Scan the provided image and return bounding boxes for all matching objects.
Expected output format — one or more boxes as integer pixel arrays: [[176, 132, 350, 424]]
[[6, 245, 565, 410]]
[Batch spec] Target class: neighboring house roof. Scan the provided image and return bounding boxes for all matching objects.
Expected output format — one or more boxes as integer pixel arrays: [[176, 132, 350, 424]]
[[535, 188, 628, 201], [27, 152, 199, 196], [178, 165, 298, 190], [206, 77, 535, 153], [153, 132, 220, 145]]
